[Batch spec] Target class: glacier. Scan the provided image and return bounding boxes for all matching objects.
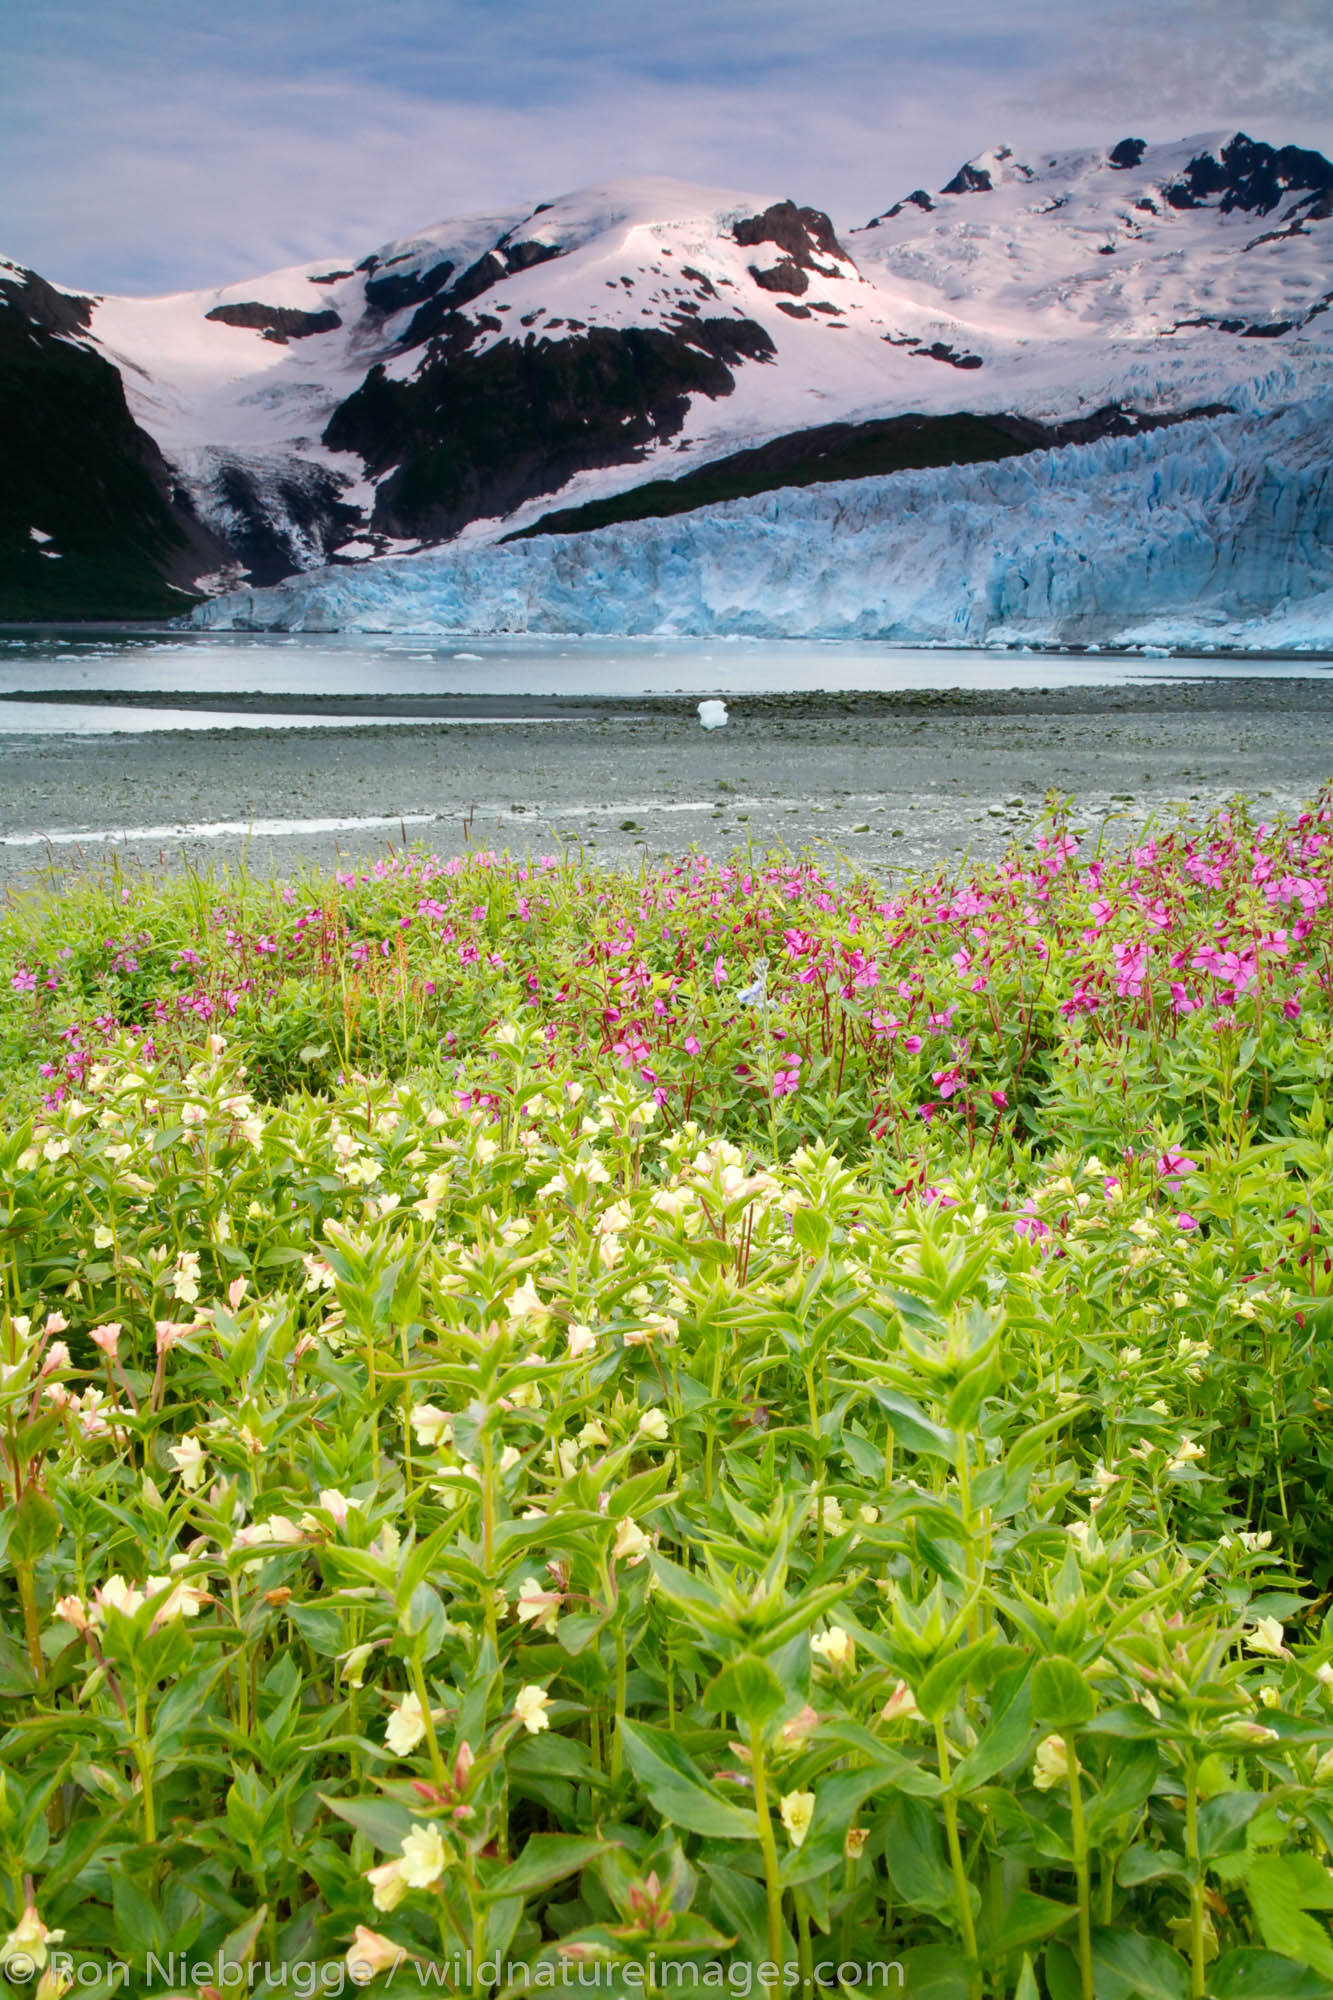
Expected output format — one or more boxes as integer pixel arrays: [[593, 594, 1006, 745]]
[[191, 400, 1333, 649]]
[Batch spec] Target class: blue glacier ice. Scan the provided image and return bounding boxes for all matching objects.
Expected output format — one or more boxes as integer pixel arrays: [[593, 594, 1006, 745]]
[[192, 401, 1333, 649]]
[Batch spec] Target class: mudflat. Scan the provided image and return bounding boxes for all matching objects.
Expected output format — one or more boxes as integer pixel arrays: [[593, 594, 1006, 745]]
[[1, 678, 1330, 888]]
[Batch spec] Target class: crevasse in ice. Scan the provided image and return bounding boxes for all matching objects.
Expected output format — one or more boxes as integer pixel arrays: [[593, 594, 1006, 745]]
[[191, 400, 1333, 649]]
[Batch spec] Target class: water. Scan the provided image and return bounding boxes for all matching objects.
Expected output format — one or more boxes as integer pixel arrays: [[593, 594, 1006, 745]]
[[0, 629, 1328, 731]]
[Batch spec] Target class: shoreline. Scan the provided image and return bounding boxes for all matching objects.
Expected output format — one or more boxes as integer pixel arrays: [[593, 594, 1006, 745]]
[[1, 677, 1329, 892], [3, 617, 1333, 666]]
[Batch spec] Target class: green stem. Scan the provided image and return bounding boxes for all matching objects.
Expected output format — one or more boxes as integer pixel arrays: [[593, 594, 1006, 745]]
[[1184, 1764, 1205, 2000], [231, 1578, 250, 1737], [15, 1561, 42, 1681], [934, 1717, 979, 1997], [796, 1890, 813, 2000], [133, 1687, 156, 1846], [481, 1427, 499, 1654], [610, 1621, 628, 1786], [410, 1648, 447, 1788], [1066, 1738, 1094, 2000], [749, 1719, 786, 1970]]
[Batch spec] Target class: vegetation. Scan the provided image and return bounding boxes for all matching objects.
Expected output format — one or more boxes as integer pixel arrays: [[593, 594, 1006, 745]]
[[2, 799, 1333, 1997], [506, 414, 1035, 544]]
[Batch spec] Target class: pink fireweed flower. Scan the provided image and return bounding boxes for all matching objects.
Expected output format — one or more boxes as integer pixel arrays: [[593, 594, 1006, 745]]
[[772, 1062, 801, 1099], [932, 1066, 963, 1100], [1176, 1213, 1199, 1231], [1158, 1150, 1198, 1182]]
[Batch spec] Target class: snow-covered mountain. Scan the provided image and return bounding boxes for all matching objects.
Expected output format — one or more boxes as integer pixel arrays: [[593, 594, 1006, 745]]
[[4, 130, 1332, 633]]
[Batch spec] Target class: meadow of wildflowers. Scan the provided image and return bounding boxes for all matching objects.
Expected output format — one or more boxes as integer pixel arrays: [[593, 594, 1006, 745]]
[[2, 797, 1333, 1998]]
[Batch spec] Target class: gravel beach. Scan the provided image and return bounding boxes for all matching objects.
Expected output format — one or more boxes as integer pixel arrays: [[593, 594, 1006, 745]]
[[1, 678, 1331, 890]]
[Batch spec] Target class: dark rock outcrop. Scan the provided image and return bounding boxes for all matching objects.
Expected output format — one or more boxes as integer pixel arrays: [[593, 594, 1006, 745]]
[[363, 259, 455, 315], [1109, 138, 1147, 170], [0, 266, 228, 618], [1163, 133, 1333, 216], [749, 258, 809, 296], [733, 199, 850, 266], [324, 316, 776, 542], [205, 302, 342, 342], [941, 162, 993, 195]]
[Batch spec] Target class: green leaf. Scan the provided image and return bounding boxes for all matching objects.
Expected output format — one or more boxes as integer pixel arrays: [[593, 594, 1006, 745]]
[[483, 1834, 609, 1901], [645, 1554, 735, 1635], [1031, 1655, 1095, 1730], [881, 1796, 956, 1915], [1049, 1930, 1189, 2000], [866, 1385, 955, 1459], [1243, 1854, 1333, 1977], [701, 1862, 771, 1966], [896, 1944, 971, 1999], [916, 1636, 1000, 1724], [952, 1672, 1033, 1791], [110, 1867, 168, 1962], [319, 1792, 414, 1852], [1084, 1738, 1160, 1845], [702, 1653, 786, 1727], [1089, 1928, 1190, 2000], [981, 1891, 1077, 1959], [4, 1488, 62, 1565], [1209, 1949, 1333, 1998], [617, 1721, 758, 1841], [1119, 1844, 1189, 1888], [285, 1602, 344, 1654], [1198, 1792, 1268, 1862]]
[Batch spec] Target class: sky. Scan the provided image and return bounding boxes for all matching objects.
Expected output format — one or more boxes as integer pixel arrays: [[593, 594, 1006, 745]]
[[6, 0, 1333, 295]]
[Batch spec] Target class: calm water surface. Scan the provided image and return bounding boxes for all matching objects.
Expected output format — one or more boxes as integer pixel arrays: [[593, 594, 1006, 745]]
[[0, 630, 1329, 732]]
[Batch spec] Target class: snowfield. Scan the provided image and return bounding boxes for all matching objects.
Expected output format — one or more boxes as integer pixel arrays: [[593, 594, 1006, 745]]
[[8, 128, 1333, 630], [192, 399, 1333, 648]]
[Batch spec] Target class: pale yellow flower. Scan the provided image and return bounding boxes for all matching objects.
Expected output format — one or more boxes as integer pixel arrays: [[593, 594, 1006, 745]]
[[366, 1861, 407, 1913], [385, 1693, 428, 1757], [398, 1823, 447, 1888], [514, 1684, 552, 1735], [0, 1907, 65, 1973], [1033, 1735, 1076, 1791], [346, 1927, 406, 1977], [779, 1790, 816, 1848], [810, 1626, 855, 1671], [1246, 1616, 1289, 1660], [409, 1403, 453, 1448], [879, 1681, 923, 1725], [612, 1516, 652, 1565]]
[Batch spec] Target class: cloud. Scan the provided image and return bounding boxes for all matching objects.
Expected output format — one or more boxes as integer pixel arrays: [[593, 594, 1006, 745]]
[[4, 0, 1332, 292]]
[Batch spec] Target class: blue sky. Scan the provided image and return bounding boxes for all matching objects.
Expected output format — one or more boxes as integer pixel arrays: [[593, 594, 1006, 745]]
[[6, 0, 1333, 293]]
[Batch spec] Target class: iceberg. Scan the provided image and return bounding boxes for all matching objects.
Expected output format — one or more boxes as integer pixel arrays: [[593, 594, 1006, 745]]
[[192, 401, 1333, 649]]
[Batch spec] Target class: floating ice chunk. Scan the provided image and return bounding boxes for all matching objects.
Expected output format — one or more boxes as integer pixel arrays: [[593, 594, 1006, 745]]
[[698, 699, 728, 730]]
